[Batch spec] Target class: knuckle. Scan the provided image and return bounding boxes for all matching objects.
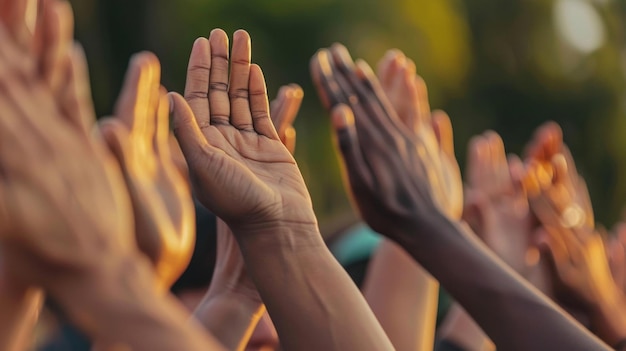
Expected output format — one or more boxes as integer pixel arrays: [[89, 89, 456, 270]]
[[209, 82, 228, 92]]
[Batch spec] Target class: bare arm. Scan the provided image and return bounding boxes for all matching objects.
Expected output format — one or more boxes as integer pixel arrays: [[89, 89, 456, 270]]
[[171, 29, 394, 351], [363, 239, 439, 351], [0, 22, 225, 350], [310, 44, 610, 351], [437, 303, 493, 351], [192, 85, 302, 351], [0, 275, 42, 351]]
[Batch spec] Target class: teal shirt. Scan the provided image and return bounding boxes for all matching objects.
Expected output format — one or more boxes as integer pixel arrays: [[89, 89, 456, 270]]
[[329, 222, 453, 325]]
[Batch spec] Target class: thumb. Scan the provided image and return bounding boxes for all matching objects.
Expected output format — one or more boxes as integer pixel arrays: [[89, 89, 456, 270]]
[[169, 92, 209, 162], [99, 118, 134, 176]]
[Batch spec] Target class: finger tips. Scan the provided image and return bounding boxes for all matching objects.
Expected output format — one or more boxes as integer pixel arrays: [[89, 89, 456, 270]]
[[331, 104, 355, 131], [432, 110, 454, 157]]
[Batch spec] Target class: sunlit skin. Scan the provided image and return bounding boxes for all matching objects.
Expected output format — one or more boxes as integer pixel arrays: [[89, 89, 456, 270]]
[[192, 76, 303, 350], [525, 152, 626, 348], [0, 0, 86, 349], [170, 29, 393, 351], [100, 53, 195, 291], [310, 43, 610, 351], [358, 49, 441, 351], [0, 2, 229, 349], [440, 129, 555, 351]]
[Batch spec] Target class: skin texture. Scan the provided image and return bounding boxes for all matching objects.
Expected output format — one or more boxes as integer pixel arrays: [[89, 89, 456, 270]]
[[100, 52, 195, 291], [0, 9, 228, 350], [193, 83, 302, 351], [526, 153, 626, 347], [0, 0, 80, 349], [360, 49, 439, 351], [170, 29, 393, 351], [438, 130, 555, 351], [310, 43, 610, 351], [437, 303, 495, 351]]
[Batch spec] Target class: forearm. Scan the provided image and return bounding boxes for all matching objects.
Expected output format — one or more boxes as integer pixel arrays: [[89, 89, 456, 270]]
[[363, 238, 439, 351], [397, 210, 609, 351], [237, 224, 394, 351], [0, 282, 43, 351], [437, 303, 493, 351], [193, 293, 265, 350], [52, 255, 225, 351]]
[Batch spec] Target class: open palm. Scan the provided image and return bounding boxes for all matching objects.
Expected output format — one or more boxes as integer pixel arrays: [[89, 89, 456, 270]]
[[99, 53, 195, 289], [171, 29, 315, 232]]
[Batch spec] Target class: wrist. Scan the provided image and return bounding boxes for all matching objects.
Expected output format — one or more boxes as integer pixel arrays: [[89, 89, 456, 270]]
[[234, 221, 324, 254]]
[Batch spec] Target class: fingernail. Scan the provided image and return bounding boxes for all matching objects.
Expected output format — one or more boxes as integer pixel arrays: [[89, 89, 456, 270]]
[[331, 105, 353, 130]]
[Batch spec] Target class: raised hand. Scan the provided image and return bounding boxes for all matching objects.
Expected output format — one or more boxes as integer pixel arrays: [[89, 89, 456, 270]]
[[310, 44, 462, 243], [463, 131, 541, 275], [311, 44, 610, 351], [206, 82, 302, 298], [0, 2, 96, 350], [99, 53, 195, 290], [194, 83, 302, 350], [270, 84, 302, 154], [173, 30, 393, 351], [361, 49, 441, 351], [0, 24, 135, 292], [525, 155, 626, 347], [172, 29, 315, 234], [524, 122, 594, 230], [0, 18, 225, 351]]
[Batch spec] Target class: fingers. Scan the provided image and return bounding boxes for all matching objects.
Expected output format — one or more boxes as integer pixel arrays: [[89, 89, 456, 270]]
[[331, 104, 372, 188], [484, 131, 509, 191], [170, 92, 210, 161], [331, 44, 403, 138], [228, 30, 253, 131], [2, 0, 35, 50], [114, 52, 159, 140], [282, 126, 296, 155], [144, 54, 161, 149], [309, 50, 341, 110], [414, 75, 431, 124], [508, 154, 526, 197], [268, 84, 301, 154], [60, 43, 96, 135], [431, 110, 455, 159], [184, 37, 211, 127], [208, 29, 230, 126], [41, 0, 74, 92], [466, 135, 490, 189], [0, 22, 36, 79], [249, 64, 278, 140], [271, 84, 303, 135], [376, 49, 400, 90], [384, 51, 421, 131], [552, 154, 573, 192], [524, 121, 563, 162], [154, 88, 171, 155], [353, 58, 410, 136], [99, 119, 134, 173]]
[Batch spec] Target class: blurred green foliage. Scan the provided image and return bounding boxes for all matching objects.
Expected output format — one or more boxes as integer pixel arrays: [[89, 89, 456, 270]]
[[70, 0, 626, 227]]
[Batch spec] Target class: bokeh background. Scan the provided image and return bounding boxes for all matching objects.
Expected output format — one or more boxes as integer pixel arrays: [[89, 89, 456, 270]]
[[69, 0, 626, 229]]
